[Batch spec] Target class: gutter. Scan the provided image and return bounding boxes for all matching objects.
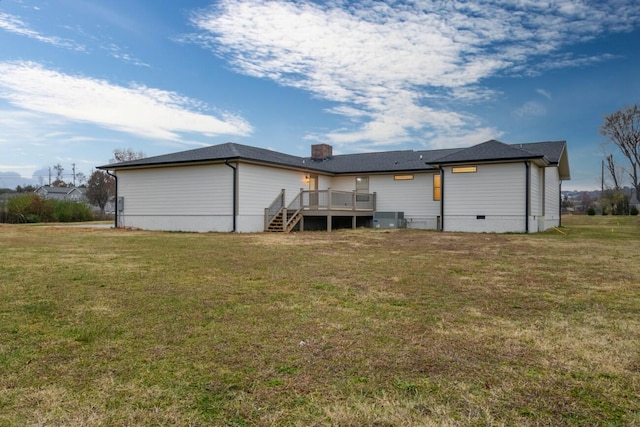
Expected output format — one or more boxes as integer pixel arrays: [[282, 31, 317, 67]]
[[106, 170, 118, 228], [525, 161, 530, 233], [224, 160, 237, 232]]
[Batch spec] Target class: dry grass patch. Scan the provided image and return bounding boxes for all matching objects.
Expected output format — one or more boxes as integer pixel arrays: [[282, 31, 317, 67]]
[[1, 216, 639, 425]]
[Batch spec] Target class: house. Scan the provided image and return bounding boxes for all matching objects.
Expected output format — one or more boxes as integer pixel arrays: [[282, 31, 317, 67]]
[[97, 139, 570, 233], [34, 186, 86, 202]]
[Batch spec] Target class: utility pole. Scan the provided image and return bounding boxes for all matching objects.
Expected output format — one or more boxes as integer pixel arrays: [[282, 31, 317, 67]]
[[48, 167, 51, 186], [72, 163, 76, 187], [601, 159, 604, 195]]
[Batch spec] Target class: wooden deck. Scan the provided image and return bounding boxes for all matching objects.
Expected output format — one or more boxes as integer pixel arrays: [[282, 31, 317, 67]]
[[265, 189, 376, 232]]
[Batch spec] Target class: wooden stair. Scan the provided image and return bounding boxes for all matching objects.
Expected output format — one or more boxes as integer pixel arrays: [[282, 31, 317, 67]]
[[266, 209, 302, 232], [285, 210, 302, 232]]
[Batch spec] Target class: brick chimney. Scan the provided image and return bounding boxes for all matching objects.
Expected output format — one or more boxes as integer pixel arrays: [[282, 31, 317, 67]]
[[311, 143, 333, 160]]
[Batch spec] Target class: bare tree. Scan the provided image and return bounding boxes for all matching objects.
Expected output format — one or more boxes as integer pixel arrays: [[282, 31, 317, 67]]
[[600, 104, 640, 198], [53, 163, 64, 186], [110, 148, 146, 163], [601, 154, 630, 214], [604, 154, 623, 190], [76, 172, 87, 186]]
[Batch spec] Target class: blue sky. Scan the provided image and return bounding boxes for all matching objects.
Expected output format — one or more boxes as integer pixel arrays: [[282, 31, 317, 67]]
[[1, 0, 639, 190]]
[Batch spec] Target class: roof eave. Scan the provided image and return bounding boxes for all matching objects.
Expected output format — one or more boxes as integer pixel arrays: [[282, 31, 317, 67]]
[[557, 143, 571, 181], [97, 156, 247, 171], [99, 157, 442, 175]]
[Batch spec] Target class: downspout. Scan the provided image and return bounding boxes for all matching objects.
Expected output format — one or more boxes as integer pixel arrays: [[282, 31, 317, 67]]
[[525, 161, 530, 233], [440, 168, 445, 231], [106, 170, 118, 228], [559, 180, 563, 227], [224, 160, 237, 232]]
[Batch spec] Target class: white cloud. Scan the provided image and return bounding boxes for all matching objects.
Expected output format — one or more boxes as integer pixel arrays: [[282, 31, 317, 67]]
[[536, 53, 618, 72], [0, 110, 67, 147], [512, 101, 547, 118], [536, 89, 552, 100], [0, 11, 150, 67], [0, 12, 85, 51], [104, 43, 151, 68], [0, 61, 253, 141], [187, 0, 640, 149]]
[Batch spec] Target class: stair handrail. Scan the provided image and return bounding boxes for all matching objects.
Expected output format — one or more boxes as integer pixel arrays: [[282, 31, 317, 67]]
[[284, 190, 304, 230], [264, 189, 286, 230]]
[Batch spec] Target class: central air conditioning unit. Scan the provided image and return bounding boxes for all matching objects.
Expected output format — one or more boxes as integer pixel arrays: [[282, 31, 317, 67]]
[[373, 211, 406, 229]]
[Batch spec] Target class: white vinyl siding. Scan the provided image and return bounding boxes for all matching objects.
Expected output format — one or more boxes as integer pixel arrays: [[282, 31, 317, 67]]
[[529, 164, 548, 232], [316, 174, 333, 190], [116, 164, 233, 232], [530, 164, 542, 216], [444, 163, 526, 233], [543, 166, 561, 229], [324, 173, 441, 229], [329, 176, 357, 191], [237, 163, 307, 213], [371, 173, 439, 220], [445, 163, 525, 216], [118, 165, 232, 215], [237, 163, 311, 232]]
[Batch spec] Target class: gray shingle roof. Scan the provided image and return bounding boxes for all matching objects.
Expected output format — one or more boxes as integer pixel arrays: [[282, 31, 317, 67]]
[[512, 141, 566, 165], [99, 143, 304, 170], [36, 186, 85, 195], [98, 140, 567, 175], [431, 140, 546, 165], [309, 148, 461, 173]]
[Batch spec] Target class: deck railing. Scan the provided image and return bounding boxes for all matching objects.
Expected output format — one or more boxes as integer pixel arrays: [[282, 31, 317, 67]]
[[300, 190, 376, 211]]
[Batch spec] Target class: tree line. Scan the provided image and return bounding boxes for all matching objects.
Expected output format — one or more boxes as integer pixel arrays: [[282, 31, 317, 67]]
[[1, 149, 144, 223]]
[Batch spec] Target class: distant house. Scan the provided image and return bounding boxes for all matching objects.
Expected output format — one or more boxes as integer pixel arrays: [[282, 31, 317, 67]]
[[35, 186, 85, 202], [97, 139, 570, 233]]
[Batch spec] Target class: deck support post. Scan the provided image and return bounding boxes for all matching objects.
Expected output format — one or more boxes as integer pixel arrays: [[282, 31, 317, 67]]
[[264, 208, 268, 230]]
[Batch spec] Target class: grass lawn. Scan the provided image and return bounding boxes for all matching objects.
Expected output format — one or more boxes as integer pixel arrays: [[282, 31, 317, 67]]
[[1, 215, 639, 426]]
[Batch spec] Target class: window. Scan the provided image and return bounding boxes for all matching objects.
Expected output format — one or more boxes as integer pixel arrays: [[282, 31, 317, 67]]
[[356, 176, 369, 191], [452, 166, 477, 173], [433, 174, 441, 201], [356, 176, 369, 202], [394, 174, 414, 180]]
